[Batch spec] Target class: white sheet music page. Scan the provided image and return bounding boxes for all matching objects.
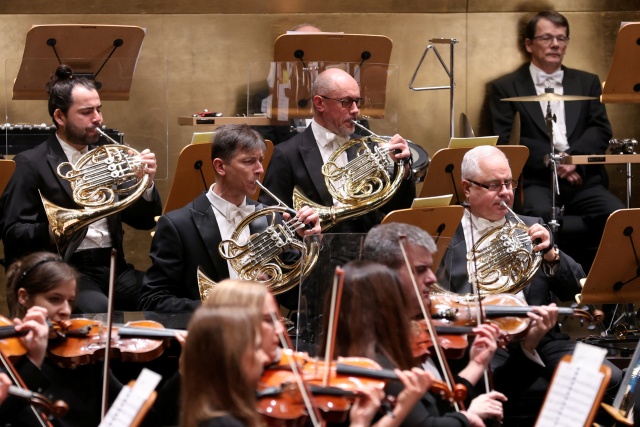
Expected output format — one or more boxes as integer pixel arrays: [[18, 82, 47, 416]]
[[99, 368, 162, 427], [535, 342, 607, 427]]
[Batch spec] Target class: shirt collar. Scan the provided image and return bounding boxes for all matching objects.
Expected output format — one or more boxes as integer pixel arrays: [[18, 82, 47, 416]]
[[206, 184, 252, 220], [311, 119, 350, 149]]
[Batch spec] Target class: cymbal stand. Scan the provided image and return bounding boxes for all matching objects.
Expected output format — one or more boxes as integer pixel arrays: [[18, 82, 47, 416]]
[[543, 88, 562, 236]]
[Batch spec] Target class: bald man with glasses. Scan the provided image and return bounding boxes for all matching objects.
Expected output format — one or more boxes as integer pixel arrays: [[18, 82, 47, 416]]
[[259, 68, 415, 234], [489, 10, 624, 273]]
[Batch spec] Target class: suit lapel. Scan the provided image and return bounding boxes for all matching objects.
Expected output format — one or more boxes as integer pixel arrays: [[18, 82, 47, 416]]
[[562, 67, 581, 140], [46, 136, 75, 201], [513, 67, 548, 136], [299, 127, 333, 206], [191, 194, 228, 275]]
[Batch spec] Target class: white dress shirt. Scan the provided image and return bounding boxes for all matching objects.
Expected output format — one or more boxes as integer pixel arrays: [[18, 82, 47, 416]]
[[311, 119, 350, 206], [206, 184, 255, 279], [529, 63, 570, 152]]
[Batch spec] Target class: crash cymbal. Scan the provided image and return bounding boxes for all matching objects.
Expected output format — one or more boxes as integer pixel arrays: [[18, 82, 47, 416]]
[[502, 93, 597, 102]]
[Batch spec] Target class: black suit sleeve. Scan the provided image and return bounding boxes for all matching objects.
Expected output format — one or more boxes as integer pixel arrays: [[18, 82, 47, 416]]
[[260, 144, 296, 209], [138, 214, 202, 312], [121, 186, 162, 230]]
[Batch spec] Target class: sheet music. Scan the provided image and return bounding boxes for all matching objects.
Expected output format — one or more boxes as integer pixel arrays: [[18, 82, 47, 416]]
[[99, 368, 161, 427], [535, 343, 606, 427]]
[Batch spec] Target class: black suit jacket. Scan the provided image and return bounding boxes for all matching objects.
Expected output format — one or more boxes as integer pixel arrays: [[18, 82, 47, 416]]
[[259, 125, 416, 234], [437, 213, 584, 306], [490, 64, 612, 188], [0, 135, 161, 265], [138, 193, 271, 312]]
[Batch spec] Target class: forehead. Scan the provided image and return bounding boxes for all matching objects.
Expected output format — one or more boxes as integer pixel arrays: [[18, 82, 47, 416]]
[[476, 155, 511, 179], [328, 75, 360, 97], [70, 86, 100, 106], [407, 243, 433, 266], [232, 147, 265, 159], [535, 18, 567, 35]]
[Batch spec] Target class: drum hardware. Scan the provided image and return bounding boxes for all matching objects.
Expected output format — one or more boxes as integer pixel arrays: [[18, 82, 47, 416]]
[[615, 324, 640, 340], [609, 138, 637, 155]]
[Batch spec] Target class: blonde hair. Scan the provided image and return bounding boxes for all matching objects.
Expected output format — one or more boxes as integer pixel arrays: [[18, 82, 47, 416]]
[[204, 280, 268, 326], [180, 306, 259, 427]]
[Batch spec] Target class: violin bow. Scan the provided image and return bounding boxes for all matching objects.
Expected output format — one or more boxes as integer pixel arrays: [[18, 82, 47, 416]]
[[323, 267, 344, 388], [101, 249, 118, 419], [398, 236, 465, 412], [0, 348, 56, 427], [271, 303, 325, 427]]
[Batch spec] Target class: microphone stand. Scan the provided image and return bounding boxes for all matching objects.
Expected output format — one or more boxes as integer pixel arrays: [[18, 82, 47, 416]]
[[543, 88, 562, 239]]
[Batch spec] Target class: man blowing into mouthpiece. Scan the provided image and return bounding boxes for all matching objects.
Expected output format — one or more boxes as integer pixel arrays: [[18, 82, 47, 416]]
[[0, 64, 161, 314]]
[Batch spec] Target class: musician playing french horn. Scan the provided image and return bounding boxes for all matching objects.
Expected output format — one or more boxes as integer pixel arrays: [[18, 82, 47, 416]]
[[435, 145, 621, 418], [138, 124, 321, 313], [259, 68, 415, 235], [0, 65, 161, 314]]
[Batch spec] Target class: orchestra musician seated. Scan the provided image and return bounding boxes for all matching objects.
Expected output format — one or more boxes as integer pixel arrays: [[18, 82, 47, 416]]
[[138, 124, 321, 312], [435, 146, 621, 420], [0, 64, 161, 314]]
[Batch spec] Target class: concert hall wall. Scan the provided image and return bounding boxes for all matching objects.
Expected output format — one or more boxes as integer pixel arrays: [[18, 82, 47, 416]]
[[0, 1, 637, 314]]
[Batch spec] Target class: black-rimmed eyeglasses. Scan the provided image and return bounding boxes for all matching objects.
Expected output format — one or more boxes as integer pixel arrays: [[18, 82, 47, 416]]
[[318, 95, 363, 108], [467, 179, 518, 191], [532, 35, 570, 45]]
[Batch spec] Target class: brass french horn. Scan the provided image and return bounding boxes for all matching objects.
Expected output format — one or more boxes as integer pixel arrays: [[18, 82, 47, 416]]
[[197, 182, 320, 300], [41, 127, 149, 257], [292, 124, 407, 231]]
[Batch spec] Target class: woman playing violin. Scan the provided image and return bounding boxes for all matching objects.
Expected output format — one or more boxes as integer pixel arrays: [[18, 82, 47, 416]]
[[323, 260, 508, 427], [2, 251, 179, 427], [180, 306, 269, 427], [204, 279, 431, 427]]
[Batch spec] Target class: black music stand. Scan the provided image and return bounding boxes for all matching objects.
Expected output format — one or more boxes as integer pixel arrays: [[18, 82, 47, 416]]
[[580, 208, 640, 305], [13, 24, 145, 100], [418, 146, 528, 204], [270, 33, 392, 120], [382, 205, 464, 268]]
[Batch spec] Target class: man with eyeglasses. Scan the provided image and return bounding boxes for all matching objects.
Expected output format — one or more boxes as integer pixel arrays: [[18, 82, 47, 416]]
[[489, 10, 624, 273], [260, 67, 415, 234], [436, 145, 621, 420]]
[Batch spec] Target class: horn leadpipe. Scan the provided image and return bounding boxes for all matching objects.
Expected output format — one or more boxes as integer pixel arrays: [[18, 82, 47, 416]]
[[350, 120, 380, 137], [256, 181, 312, 230]]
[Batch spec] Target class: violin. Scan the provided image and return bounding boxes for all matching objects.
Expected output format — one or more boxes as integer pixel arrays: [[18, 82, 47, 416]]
[[430, 293, 604, 340], [411, 321, 470, 360], [47, 318, 183, 368]]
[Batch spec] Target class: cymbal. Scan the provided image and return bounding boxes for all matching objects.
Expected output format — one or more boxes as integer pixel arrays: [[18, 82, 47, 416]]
[[502, 93, 597, 102]]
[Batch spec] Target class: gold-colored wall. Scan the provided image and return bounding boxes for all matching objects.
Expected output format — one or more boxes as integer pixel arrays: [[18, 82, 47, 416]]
[[0, 1, 638, 314]]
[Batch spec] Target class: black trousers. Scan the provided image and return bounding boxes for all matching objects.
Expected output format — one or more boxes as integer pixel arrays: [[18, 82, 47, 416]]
[[70, 248, 143, 313]]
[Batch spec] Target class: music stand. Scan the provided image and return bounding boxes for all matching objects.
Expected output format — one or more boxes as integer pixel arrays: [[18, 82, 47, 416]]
[[601, 22, 640, 104], [271, 33, 392, 120], [418, 146, 529, 204], [580, 209, 640, 304], [382, 205, 463, 268], [13, 25, 145, 100], [163, 139, 274, 214]]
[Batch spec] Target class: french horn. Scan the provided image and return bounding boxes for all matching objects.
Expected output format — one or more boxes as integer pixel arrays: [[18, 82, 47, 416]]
[[41, 127, 149, 257], [293, 130, 407, 231], [197, 182, 320, 300]]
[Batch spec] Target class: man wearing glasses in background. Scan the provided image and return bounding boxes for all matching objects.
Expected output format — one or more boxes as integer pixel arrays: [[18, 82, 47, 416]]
[[489, 10, 624, 273], [260, 67, 415, 234]]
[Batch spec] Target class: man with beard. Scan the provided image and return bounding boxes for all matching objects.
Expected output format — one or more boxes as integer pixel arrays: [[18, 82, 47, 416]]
[[0, 64, 161, 313]]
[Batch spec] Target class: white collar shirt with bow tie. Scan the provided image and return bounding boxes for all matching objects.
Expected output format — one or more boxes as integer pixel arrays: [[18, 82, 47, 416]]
[[206, 184, 255, 279], [529, 63, 570, 152], [311, 119, 350, 207]]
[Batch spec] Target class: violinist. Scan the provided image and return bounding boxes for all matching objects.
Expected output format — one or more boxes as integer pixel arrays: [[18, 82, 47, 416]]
[[204, 279, 431, 427], [180, 306, 270, 427], [323, 261, 490, 427], [138, 124, 321, 312], [3, 251, 180, 427], [435, 146, 621, 416]]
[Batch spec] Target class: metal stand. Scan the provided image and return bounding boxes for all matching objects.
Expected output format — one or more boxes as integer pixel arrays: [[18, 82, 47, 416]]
[[409, 38, 459, 139], [542, 89, 562, 236]]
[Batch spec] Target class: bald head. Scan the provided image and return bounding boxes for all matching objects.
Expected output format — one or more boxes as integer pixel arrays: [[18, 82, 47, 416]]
[[311, 69, 360, 136]]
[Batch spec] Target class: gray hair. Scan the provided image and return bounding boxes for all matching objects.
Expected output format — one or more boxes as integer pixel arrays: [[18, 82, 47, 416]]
[[461, 146, 509, 180], [363, 223, 437, 270]]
